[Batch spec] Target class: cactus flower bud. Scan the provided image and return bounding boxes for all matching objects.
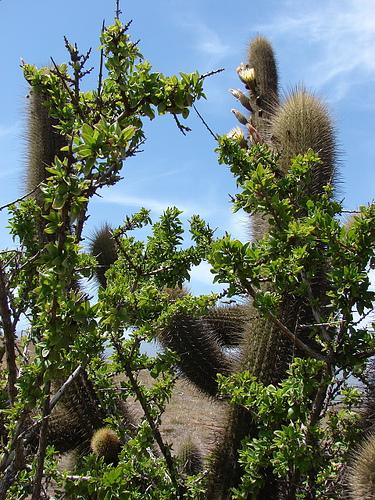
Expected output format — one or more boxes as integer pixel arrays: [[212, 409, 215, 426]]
[[231, 108, 248, 126], [229, 89, 253, 112], [227, 127, 247, 148], [236, 64, 256, 87]]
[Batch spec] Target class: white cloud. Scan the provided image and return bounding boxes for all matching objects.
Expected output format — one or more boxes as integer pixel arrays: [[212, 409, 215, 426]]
[[96, 192, 219, 217], [228, 210, 250, 242], [256, 0, 375, 100], [181, 20, 230, 64], [189, 261, 225, 295]]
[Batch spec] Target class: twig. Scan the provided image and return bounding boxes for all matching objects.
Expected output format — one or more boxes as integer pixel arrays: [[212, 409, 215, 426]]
[[193, 104, 218, 141], [172, 113, 191, 136], [243, 279, 327, 361], [115, 0, 122, 19], [199, 68, 225, 81], [0, 183, 42, 211], [97, 20, 105, 98]]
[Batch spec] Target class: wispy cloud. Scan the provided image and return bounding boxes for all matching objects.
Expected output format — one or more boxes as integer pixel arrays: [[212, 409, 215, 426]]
[[256, 0, 375, 100], [180, 19, 230, 65], [96, 192, 220, 217], [125, 167, 188, 189]]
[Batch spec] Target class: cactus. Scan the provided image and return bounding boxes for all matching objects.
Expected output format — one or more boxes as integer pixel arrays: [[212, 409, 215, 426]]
[[25, 85, 66, 201], [47, 371, 108, 454], [202, 305, 249, 347], [158, 312, 234, 397], [270, 87, 337, 195], [347, 433, 375, 500], [91, 427, 122, 465], [177, 437, 203, 476], [89, 224, 118, 288], [23, 89, 135, 459]]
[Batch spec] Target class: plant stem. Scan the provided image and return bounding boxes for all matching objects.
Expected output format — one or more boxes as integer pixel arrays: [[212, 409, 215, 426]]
[[31, 381, 51, 500], [0, 263, 18, 404]]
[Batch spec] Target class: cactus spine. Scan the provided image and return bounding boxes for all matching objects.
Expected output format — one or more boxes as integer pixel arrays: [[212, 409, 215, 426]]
[[91, 428, 122, 464], [347, 433, 375, 500], [177, 437, 204, 476], [26, 85, 66, 201], [89, 224, 118, 288]]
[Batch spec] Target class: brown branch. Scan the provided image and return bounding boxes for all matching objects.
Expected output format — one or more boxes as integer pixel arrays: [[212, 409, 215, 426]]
[[115, 0, 122, 19], [112, 337, 183, 497], [243, 279, 327, 361], [0, 263, 18, 404], [0, 409, 30, 499], [356, 348, 375, 360], [172, 113, 191, 136], [199, 68, 225, 80], [31, 381, 51, 500], [97, 20, 106, 98]]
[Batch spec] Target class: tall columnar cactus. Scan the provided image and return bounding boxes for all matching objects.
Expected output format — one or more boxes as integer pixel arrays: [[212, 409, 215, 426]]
[[271, 87, 337, 194], [24, 87, 135, 458], [232, 36, 279, 240], [26, 85, 66, 200]]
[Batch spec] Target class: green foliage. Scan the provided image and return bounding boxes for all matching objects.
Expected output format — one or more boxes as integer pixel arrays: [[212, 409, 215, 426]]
[[219, 358, 362, 498], [0, 13, 374, 500], [0, 16, 211, 499]]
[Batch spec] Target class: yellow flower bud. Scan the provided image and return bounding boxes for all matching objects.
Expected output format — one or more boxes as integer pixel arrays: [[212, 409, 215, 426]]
[[236, 64, 256, 85]]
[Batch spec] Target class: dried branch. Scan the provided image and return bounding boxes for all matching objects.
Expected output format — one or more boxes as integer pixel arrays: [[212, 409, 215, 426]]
[[172, 113, 191, 136], [97, 20, 106, 98], [115, 0, 122, 19]]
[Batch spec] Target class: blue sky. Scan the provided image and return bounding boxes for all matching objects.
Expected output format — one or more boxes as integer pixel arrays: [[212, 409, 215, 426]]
[[0, 0, 374, 295]]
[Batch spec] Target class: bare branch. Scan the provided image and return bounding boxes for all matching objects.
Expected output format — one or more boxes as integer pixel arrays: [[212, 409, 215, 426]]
[[199, 68, 225, 80], [0, 182, 42, 212], [31, 382, 51, 500], [193, 104, 218, 141], [172, 114, 191, 136]]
